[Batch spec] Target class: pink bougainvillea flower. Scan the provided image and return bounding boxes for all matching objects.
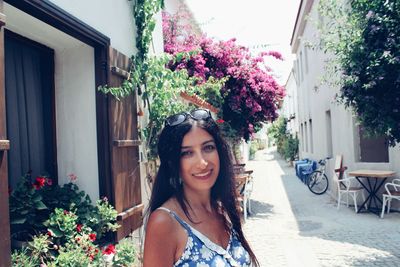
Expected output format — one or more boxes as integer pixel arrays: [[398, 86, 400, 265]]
[[89, 233, 97, 242], [102, 244, 116, 255]]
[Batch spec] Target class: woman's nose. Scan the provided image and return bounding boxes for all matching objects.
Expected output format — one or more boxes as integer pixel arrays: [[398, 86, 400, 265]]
[[196, 154, 208, 169]]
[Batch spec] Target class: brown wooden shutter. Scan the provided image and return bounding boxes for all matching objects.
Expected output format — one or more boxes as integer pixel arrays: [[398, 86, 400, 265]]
[[0, 1, 12, 265], [107, 47, 143, 241]]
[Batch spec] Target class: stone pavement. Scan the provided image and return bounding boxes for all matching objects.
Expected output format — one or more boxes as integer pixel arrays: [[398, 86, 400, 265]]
[[243, 148, 400, 267]]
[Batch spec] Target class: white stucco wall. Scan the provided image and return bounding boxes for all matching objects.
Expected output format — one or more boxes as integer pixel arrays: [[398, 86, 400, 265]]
[[291, 0, 400, 203], [49, 0, 137, 56]]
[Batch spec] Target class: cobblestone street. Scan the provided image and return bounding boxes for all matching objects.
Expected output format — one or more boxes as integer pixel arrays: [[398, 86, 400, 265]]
[[244, 148, 400, 267]]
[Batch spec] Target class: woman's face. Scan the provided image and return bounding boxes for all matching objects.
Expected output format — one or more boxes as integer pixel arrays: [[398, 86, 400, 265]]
[[179, 126, 220, 193]]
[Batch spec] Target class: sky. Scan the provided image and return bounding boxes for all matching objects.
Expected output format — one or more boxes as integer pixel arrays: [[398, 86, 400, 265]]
[[184, 0, 302, 85]]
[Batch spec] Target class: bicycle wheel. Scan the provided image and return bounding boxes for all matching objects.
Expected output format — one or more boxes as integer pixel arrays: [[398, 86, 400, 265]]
[[307, 171, 329, 195]]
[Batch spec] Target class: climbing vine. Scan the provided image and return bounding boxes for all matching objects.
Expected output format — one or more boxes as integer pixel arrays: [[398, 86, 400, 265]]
[[99, 0, 164, 98]]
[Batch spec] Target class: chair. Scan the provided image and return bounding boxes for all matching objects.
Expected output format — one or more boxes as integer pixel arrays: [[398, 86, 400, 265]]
[[235, 170, 254, 222], [381, 178, 400, 218], [333, 169, 366, 212]]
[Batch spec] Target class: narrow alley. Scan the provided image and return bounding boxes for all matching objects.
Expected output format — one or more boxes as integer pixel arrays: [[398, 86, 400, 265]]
[[244, 148, 400, 267]]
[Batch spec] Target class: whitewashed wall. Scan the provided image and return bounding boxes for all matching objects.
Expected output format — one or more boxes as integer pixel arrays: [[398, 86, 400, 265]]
[[291, 0, 400, 202]]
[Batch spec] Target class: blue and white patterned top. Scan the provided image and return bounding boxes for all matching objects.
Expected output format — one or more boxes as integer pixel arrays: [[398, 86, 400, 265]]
[[158, 207, 251, 267]]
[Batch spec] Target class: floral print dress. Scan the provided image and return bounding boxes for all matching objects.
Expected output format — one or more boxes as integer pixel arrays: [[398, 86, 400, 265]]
[[158, 207, 251, 267]]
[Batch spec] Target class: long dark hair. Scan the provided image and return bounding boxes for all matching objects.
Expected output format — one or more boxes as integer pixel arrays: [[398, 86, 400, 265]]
[[146, 114, 259, 266]]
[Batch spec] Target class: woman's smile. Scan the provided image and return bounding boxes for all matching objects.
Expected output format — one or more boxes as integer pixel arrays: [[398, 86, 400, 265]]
[[192, 169, 213, 180]]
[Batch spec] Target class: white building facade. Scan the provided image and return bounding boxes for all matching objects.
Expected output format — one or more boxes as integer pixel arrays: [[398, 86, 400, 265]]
[[290, 0, 400, 199]]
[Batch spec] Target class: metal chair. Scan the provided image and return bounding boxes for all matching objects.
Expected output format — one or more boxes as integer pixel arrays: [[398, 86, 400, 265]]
[[381, 178, 400, 218], [333, 169, 366, 213]]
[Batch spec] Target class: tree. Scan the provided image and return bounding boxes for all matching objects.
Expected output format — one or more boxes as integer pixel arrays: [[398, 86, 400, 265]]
[[318, 0, 400, 145]]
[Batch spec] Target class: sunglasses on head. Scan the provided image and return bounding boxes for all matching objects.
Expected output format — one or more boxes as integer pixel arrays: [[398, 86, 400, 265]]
[[165, 109, 212, 127]]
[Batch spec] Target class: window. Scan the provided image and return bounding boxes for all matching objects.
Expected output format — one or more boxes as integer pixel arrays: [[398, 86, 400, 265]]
[[300, 123, 304, 152], [325, 111, 333, 157], [356, 126, 389, 162], [5, 31, 56, 188], [304, 121, 308, 152], [309, 119, 314, 153], [304, 46, 309, 74], [299, 51, 304, 81]]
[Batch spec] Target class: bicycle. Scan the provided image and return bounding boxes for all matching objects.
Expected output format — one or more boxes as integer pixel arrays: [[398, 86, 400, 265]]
[[307, 157, 331, 195]]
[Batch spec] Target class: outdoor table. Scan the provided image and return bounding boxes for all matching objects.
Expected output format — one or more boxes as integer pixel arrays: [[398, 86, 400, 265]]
[[348, 169, 396, 216]]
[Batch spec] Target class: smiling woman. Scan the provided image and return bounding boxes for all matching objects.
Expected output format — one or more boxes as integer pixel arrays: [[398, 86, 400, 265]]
[[143, 109, 259, 267]]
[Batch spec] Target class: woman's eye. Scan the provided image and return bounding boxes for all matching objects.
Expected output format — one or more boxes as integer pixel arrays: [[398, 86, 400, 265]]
[[180, 150, 192, 157], [203, 144, 216, 152]]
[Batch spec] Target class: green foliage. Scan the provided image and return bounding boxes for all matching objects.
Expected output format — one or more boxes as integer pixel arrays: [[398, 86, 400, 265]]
[[268, 117, 299, 160], [10, 173, 119, 247], [46, 208, 78, 244], [318, 0, 400, 145], [11, 247, 39, 267], [41, 182, 94, 226], [142, 52, 226, 159], [113, 241, 136, 266], [249, 142, 259, 160], [268, 117, 287, 155], [99, 0, 164, 99], [87, 198, 120, 240], [282, 135, 299, 161], [9, 174, 48, 239]]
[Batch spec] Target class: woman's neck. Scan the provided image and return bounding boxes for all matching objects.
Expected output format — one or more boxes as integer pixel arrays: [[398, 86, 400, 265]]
[[182, 187, 213, 214]]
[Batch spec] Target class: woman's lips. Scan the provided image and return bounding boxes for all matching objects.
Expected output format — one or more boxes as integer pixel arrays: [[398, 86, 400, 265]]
[[192, 170, 212, 180]]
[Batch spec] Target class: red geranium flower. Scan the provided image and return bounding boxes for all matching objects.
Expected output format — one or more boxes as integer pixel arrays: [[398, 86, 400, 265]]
[[33, 177, 46, 190], [89, 233, 96, 242], [102, 244, 116, 255], [46, 178, 53, 186], [76, 224, 82, 232], [216, 119, 225, 124]]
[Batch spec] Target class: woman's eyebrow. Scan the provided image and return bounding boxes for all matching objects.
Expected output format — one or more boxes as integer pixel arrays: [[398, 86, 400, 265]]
[[181, 139, 215, 149]]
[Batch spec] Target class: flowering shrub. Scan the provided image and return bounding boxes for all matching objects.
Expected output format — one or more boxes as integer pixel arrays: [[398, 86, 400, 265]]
[[11, 208, 135, 266], [9, 173, 119, 245], [11, 229, 136, 266], [162, 10, 285, 140]]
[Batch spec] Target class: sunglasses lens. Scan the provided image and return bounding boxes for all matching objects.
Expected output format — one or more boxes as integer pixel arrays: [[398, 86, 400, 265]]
[[191, 109, 210, 120], [166, 114, 186, 126]]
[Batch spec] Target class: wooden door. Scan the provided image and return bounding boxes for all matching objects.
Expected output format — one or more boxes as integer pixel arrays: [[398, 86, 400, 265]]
[[0, 1, 11, 265], [108, 47, 143, 241]]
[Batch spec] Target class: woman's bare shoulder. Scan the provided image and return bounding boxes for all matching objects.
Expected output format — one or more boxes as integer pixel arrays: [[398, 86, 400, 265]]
[[147, 199, 179, 233]]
